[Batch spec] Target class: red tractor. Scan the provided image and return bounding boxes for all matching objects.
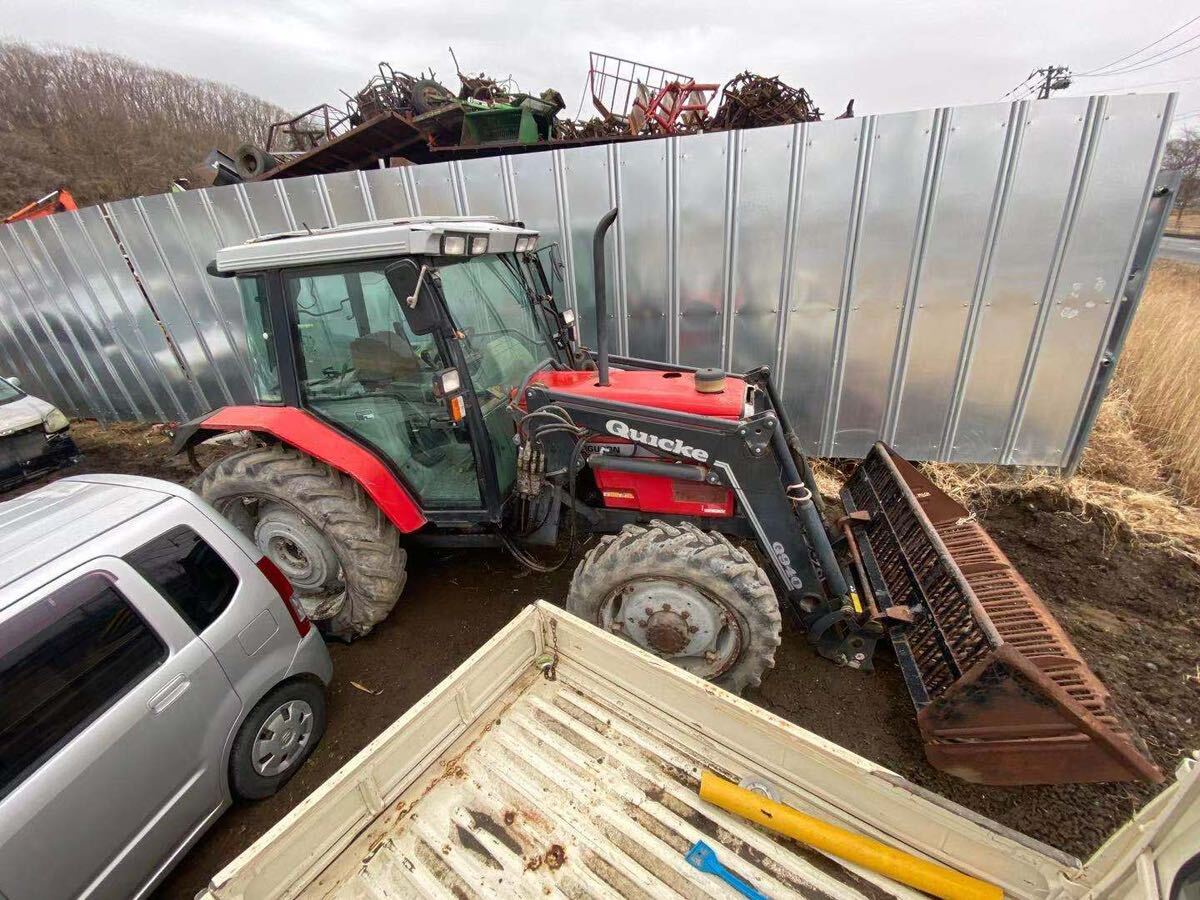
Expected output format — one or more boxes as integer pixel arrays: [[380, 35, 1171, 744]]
[[176, 210, 1160, 786]]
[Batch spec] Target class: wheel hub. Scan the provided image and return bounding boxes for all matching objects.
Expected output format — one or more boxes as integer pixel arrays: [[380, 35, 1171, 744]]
[[644, 610, 690, 654], [254, 507, 341, 595], [602, 578, 743, 679]]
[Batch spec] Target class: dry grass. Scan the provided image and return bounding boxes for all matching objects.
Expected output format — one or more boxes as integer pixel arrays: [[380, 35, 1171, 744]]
[[1113, 260, 1200, 501], [1167, 209, 1200, 238]]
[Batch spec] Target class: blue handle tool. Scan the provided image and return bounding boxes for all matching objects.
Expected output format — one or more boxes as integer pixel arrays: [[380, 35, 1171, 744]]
[[685, 840, 769, 900]]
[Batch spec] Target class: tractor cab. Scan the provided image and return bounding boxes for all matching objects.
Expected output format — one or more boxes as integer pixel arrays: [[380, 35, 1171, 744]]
[[216, 217, 574, 519]]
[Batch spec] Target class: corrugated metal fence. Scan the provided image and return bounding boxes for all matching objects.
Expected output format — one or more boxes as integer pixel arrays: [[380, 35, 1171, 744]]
[[0, 92, 1177, 468]]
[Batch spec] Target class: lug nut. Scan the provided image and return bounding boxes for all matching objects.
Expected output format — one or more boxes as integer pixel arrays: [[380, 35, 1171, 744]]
[[661, 603, 670, 611], [637, 619, 648, 627], [644, 606, 653, 616], [688, 626, 699, 634], [680, 611, 690, 620]]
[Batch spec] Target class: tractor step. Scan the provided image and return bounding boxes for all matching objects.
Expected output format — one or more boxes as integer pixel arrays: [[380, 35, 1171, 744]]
[[842, 442, 1162, 786]]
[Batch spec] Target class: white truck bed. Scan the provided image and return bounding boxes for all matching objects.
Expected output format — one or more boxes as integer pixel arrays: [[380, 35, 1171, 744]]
[[201, 603, 1198, 900]]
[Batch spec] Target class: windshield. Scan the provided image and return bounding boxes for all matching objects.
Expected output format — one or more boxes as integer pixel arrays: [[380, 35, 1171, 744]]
[[438, 254, 554, 495], [437, 254, 553, 398], [0, 378, 23, 404]]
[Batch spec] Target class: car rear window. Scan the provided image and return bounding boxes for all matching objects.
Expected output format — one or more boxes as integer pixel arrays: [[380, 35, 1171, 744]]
[[125, 526, 239, 633], [0, 574, 166, 799]]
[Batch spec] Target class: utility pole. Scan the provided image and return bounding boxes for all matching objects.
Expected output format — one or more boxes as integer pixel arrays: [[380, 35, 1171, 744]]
[[1033, 66, 1072, 99]]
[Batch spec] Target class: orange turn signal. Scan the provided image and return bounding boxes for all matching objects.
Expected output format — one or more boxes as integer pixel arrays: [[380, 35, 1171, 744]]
[[449, 395, 466, 422]]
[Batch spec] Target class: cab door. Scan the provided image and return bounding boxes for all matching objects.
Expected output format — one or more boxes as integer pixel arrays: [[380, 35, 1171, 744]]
[[282, 261, 486, 509], [0, 559, 239, 900]]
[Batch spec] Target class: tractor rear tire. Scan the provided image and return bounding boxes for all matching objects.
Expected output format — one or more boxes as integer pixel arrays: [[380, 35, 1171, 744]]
[[195, 446, 407, 640], [567, 521, 781, 694]]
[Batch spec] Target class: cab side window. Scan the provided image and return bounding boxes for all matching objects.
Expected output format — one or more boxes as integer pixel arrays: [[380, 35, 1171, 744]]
[[0, 574, 166, 799], [125, 526, 239, 633]]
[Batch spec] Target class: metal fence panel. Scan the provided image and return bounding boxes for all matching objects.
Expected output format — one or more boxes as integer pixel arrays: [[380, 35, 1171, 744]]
[[61, 207, 191, 421], [616, 138, 672, 361], [947, 98, 1092, 461], [242, 181, 292, 235], [32, 216, 146, 421], [363, 167, 416, 220], [411, 162, 459, 216], [105, 199, 227, 415], [561, 144, 618, 352], [0, 94, 1175, 465], [0, 226, 95, 416], [677, 131, 732, 367], [1010, 93, 1171, 466], [890, 102, 1012, 460], [20, 219, 133, 420], [829, 109, 939, 457], [730, 126, 795, 376], [322, 171, 372, 225], [458, 157, 510, 219], [783, 117, 864, 454], [278, 175, 332, 232], [0, 273, 60, 407]]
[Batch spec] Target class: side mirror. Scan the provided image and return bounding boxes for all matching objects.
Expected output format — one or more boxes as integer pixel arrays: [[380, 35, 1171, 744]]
[[5, 376, 20, 389], [385, 259, 441, 335]]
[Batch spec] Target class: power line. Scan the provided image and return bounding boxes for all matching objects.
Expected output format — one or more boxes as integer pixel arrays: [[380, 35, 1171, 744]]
[[1077, 13, 1200, 75], [1078, 32, 1200, 78], [1173, 108, 1200, 120], [999, 71, 1038, 100]]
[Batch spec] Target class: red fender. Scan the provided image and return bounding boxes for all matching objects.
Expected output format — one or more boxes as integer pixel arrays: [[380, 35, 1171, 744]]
[[193, 406, 427, 533]]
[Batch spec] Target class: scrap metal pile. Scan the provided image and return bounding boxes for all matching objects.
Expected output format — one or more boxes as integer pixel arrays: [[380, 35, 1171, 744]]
[[216, 51, 852, 183]]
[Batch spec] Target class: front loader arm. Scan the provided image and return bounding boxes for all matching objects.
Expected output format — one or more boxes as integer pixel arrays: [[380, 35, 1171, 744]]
[[523, 379, 849, 613]]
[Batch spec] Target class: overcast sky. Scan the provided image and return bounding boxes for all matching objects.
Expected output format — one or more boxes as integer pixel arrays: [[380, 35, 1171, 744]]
[[5, 0, 1199, 134]]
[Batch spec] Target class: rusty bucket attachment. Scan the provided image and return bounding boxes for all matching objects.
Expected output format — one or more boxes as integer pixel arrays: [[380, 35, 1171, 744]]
[[842, 443, 1162, 786]]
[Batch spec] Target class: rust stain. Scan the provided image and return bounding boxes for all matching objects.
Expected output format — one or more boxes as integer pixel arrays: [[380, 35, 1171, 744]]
[[503, 810, 516, 826], [545, 844, 567, 870], [524, 855, 543, 871]]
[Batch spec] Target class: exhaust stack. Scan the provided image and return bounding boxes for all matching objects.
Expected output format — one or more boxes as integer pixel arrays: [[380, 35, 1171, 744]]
[[592, 207, 618, 387]]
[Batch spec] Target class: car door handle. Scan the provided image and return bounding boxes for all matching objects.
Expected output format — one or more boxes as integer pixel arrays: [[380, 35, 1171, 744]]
[[148, 674, 190, 715]]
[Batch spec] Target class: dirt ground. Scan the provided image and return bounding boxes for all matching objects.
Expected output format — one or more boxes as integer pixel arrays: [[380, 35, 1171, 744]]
[[11, 421, 1200, 897]]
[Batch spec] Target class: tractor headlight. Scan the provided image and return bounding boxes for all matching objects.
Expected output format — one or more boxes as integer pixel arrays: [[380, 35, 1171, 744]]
[[440, 234, 468, 256], [561, 308, 576, 326], [515, 234, 537, 253], [469, 235, 489, 255], [433, 367, 461, 398], [43, 408, 69, 433]]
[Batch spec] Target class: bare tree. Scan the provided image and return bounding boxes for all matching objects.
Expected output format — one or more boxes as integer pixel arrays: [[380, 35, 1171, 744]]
[[0, 42, 289, 212], [1164, 125, 1200, 233]]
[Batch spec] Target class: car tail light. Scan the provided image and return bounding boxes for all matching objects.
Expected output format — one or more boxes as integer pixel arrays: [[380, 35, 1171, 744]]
[[257, 556, 311, 637]]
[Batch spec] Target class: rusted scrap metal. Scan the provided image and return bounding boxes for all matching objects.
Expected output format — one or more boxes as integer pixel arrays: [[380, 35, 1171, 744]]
[[712, 71, 823, 130], [553, 116, 630, 141], [843, 445, 1162, 786]]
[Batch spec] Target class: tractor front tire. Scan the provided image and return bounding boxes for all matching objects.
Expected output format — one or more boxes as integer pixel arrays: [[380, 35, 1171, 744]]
[[195, 446, 407, 640], [567, 521, 781, 693]]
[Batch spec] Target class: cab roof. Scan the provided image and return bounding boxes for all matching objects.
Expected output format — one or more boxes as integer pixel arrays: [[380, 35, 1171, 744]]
[[214, 216, 536, 274]]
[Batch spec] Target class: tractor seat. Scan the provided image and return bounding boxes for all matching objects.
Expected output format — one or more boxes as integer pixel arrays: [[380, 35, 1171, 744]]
[[350, 331, 420, 386]]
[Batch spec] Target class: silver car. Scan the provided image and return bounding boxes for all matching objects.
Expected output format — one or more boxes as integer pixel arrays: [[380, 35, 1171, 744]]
[[0, 375, 78, 490], [0, 474, 332, 900]]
